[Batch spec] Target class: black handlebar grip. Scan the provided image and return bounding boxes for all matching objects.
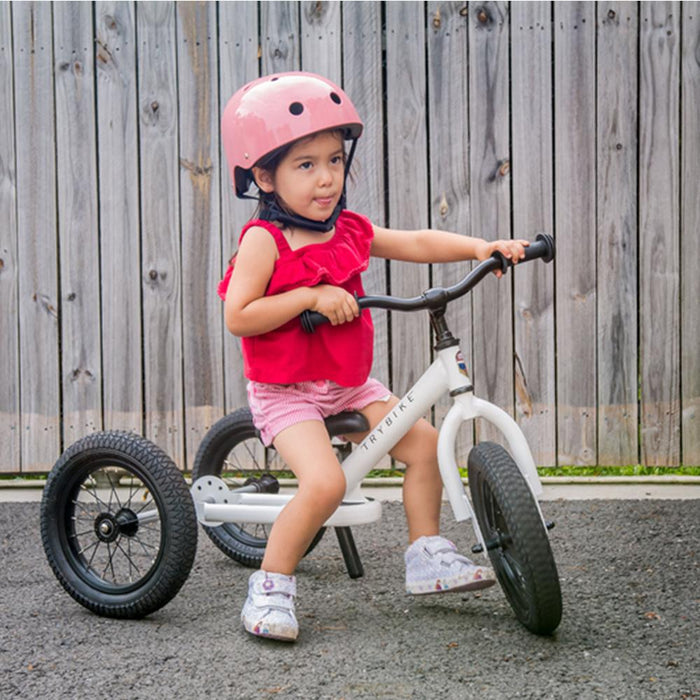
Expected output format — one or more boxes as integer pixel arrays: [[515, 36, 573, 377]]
[[523, 233, 555, 263], [490, 234, 554, 271], [300, 309, 328, 333], [491, 251, 510, 274]]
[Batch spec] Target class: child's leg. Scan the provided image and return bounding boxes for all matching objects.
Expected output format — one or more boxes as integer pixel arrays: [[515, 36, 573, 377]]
[[389, 416, 442, 542], [356, 397, 495, 595], [355, 397, 442, 542], [261, 419, 346, 574], [241, 419, 345, 641]]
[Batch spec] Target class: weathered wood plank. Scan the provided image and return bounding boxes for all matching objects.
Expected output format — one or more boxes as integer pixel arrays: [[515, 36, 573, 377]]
[[2, 1, 699, 473], [261, 1, 299, 73], [0, 2, 19, 472], [219, 1, 258, 414], [95, 2, 143, 435], [596, 2, 639, 466], [639, 2, 681, 467], [554, 2, 596, 466], [510, 1, 556, 466], [301, 0, 341, 82], [467, 1, 511, 454], [177, 1, 223, 469], [681, 3, 700, 464], [385, 1, 430, 397], [137, 2, 184, 465], [13, 2, 61, 471], [427, 1, 472, 460], [342, 1, 389, 390], [54, 2, 103, 446]]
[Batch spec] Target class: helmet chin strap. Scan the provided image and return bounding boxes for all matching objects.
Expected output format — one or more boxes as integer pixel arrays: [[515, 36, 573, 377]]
[[258, 194, 345, 233], [257, 137, 358, 234]]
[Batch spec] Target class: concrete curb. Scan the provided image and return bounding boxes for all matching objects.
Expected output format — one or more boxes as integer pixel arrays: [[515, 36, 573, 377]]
[[2, 475, 700, 503]]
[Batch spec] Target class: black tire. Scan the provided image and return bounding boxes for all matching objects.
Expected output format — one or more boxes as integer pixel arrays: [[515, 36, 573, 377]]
[[40, 431, 198, 619], [192, 408, 325, 568], [468, 442, 562, 635]]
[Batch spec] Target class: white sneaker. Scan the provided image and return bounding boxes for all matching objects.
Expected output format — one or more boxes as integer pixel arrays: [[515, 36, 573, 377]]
[[405, 535, 496, 595], [241, 570, 298, 641]]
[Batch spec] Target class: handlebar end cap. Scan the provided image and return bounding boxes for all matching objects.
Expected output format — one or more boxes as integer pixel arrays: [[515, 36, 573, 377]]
[[535, 233, 555, 263]]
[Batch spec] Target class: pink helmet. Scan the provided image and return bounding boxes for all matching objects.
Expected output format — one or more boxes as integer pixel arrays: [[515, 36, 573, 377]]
[[222, 71, 363, 197]]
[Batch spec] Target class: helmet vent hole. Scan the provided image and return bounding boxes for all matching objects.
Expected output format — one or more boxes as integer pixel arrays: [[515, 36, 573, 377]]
[[289, 102, 304, 116], [330, 92, 342, 105]]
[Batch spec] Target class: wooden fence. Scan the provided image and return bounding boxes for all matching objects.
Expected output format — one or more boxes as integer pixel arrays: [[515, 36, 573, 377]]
[[1, 1, 698, 473]]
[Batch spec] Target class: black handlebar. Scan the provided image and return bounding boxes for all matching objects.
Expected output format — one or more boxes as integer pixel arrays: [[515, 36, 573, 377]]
[[301, 234, 555, 333]]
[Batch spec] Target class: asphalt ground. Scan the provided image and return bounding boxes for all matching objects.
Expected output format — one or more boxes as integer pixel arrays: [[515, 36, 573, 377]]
[[1, 494, 698, 699]]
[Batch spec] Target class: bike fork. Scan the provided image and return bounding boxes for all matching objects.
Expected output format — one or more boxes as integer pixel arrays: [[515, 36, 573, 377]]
[[437, 393, 551, 552]]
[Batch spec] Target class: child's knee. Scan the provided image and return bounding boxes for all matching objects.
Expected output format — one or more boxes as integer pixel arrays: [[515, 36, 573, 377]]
[[300, 470, 346, 509], [394, 419, 438, 467]]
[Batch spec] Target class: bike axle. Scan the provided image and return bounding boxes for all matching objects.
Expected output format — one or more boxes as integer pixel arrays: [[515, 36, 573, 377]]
[[472, 520, 555, 554]]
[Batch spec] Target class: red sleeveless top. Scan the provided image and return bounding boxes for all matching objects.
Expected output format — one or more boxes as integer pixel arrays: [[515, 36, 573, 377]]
[[218, 210, 375, 386]]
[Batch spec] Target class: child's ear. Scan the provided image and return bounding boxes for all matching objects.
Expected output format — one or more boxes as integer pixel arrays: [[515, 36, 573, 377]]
[[252, 167, 274, 194]]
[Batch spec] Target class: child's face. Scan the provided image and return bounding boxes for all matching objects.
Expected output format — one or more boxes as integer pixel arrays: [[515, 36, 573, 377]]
[[255, 131, 346, 225]]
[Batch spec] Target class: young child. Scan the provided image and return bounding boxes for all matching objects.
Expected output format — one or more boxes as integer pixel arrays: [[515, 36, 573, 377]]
[[219, 72, 528, 642]]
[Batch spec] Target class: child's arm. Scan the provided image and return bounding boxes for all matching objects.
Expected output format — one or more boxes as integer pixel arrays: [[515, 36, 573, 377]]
[[224, 226, 359, 337], [370, 225, 529, 273]]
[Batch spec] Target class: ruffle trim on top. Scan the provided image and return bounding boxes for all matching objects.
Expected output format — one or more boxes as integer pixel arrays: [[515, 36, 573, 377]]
[[268, 217, 372, 294], [217, 263, 234, 301], [217, 211, 373, 300]]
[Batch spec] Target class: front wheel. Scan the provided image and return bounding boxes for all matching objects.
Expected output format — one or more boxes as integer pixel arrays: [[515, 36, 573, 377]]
[[40, 431, 198, 619], [468, 442, 562, 635]]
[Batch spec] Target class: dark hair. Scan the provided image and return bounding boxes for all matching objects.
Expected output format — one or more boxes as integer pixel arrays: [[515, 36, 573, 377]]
[[250, 141, 297, 223], [249, 129, 350, 224]]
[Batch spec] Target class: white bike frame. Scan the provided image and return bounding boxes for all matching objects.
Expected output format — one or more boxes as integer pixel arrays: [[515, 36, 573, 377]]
[[192, 341, 547, 555]]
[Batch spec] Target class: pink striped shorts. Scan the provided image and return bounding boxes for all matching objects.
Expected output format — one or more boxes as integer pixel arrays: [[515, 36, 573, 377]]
[[247, 378, 392, 446]]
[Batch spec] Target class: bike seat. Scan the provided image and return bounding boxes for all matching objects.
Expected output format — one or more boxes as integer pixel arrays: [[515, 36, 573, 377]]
[[324, 411, 370, 438]]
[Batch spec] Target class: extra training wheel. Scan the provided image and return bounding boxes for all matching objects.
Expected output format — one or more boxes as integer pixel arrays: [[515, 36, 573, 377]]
[[192, 408, 325, 568], [468, 442, 562, 635], [41, 431, 198, 619]]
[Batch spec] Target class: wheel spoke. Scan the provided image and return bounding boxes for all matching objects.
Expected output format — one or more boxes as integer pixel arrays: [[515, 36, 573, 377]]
[[79, 480, 112, 512], [108, 475, 123, 510], [124, 474, 139, 509], [114, 537, 142, 580], [81, 538, 101, 568], [69, 527, 96, 540], [72, 512, 97, 526], [132, 535, 158, 556], [102, 542, 118, 582], [72, 497, 101, 518], [133, 498, 156, 516]]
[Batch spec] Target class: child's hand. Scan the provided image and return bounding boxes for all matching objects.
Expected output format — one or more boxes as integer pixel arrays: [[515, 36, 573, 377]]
[[311, 285, 360, 326], [475, 239, 530, 277]]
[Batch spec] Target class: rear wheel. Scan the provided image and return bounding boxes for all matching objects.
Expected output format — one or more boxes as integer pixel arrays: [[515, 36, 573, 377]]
[[40, 431, 197, 619], [468, 442, 562, 635], [192, 408, 325, 568]]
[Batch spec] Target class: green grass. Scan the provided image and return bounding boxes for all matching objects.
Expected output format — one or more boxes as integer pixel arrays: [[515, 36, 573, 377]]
[[536, 465, 700, 477], [2, 464, 698, 482], [462, 464, 700, 479]]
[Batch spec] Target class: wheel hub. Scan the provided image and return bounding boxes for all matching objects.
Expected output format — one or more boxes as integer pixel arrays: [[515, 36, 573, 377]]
[[94, 508, 139, 542]]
